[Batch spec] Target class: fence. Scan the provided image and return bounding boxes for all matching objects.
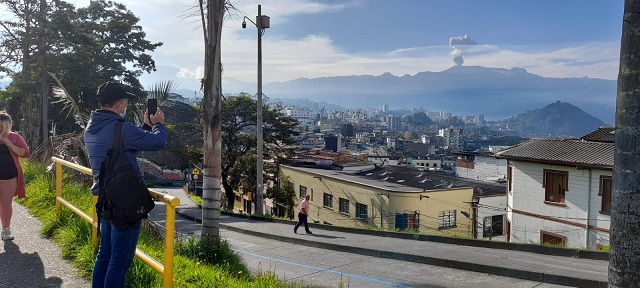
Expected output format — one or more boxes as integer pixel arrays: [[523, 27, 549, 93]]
[[52, 157, 180, 288]]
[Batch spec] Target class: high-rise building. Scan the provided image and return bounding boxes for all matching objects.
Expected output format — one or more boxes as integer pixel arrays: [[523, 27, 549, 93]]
[[387, 115, 402, 131], [382, 104, 389, 113], [438, 128, 463, 151]]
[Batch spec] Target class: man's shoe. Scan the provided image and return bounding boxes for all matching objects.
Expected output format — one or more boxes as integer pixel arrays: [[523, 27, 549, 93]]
[[294, 228, 298, 234], [2, 228, 14, 241], [306, 231, 313, 234]]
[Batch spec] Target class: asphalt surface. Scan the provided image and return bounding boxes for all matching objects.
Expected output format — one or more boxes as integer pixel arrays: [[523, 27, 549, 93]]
[[148, 187, 609, 288], [0, 185, 608, 288], [0, 203, 90, 288]]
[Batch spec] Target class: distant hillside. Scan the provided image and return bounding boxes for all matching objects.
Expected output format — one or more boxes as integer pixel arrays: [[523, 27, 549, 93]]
[[260, 66, 616, 124], [268, 97, 343, 111], [502, 101, 608, 138], [141, 65, 617, 124]]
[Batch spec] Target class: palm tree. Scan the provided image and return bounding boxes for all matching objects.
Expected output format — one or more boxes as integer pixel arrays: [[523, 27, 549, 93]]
[[199, 0, 227, 239], [609, 1, 640, 286], [30, 72, 90, 165], [38, 74, 178, 167], [132, 80, 177, 125]]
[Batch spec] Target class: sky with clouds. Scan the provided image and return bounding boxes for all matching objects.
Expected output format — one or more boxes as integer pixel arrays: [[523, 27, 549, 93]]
[[67, 0, 624, 91]]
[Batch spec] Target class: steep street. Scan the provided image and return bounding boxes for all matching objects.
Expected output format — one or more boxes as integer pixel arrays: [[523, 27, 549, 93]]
[[149, 187, 593, 288]]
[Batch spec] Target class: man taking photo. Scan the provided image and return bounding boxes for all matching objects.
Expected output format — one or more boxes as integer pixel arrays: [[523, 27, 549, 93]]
[[84, 82, 167, 288]]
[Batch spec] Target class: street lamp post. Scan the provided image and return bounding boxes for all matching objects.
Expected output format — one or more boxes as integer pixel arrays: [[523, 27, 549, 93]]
[[243, 5, 270, 215]]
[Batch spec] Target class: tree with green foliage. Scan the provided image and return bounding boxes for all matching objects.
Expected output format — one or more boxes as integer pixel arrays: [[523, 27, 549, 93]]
[[220, 93, 298, 209], [0, 0, 161, 146], [341, 123, 354, 137], [266, 175, 295, 218]]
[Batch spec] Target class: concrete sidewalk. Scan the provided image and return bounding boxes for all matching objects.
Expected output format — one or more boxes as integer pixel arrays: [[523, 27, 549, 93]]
[[150, 187, 608, 288], [0, 203, 89, 288]]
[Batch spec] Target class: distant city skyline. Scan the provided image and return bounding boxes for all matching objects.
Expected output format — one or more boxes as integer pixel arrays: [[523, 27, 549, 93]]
[[63, 0, 623, 92]]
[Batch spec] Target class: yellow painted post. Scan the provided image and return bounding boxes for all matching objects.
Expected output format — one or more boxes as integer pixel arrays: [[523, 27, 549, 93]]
[[55, 162, 62, 214], [92, 195, 99, 248], [163, 198, 180, 288]]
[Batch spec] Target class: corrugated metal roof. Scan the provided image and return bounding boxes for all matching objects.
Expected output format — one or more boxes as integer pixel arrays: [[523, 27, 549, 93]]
[[495, 139, 614, 168], [357, 166, 506, 197], [581, 127, 615, 143]]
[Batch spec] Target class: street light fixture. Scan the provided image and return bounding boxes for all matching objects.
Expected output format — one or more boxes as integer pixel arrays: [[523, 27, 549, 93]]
[[242, 5, 270, 215]]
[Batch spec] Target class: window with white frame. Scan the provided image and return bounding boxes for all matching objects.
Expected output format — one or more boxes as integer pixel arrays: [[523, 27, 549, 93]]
[[438, 210, 456, 229]]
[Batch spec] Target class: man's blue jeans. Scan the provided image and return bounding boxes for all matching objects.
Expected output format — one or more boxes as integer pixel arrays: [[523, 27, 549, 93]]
[[92, 219, 141, 288]]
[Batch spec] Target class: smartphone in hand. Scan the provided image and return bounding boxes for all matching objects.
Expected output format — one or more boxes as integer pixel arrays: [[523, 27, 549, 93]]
[[147, 99, 157, 115]]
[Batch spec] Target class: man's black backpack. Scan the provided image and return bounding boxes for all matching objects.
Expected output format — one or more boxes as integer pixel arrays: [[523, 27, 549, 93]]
[[96, 121, 155, 230]]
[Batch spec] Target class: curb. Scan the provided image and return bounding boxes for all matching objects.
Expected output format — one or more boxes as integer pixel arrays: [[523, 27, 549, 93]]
[[175, 210, 607, 288], [185, 209, 608, 261]]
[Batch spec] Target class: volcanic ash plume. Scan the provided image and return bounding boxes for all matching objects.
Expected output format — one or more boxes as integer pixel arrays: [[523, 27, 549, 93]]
[[449, 34, 478, 66]]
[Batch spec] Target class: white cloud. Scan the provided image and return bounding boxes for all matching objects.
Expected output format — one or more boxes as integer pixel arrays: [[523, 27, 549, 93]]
[[176, 68, 193, 79], [466, 43, 620, 80], [66, 0, 620, 86], [195, 66, 205, 80]]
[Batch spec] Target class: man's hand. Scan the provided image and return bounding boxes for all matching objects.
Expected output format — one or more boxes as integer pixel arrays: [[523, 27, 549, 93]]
[[144, 109, 152, 126], [150, 108, 165, 124]]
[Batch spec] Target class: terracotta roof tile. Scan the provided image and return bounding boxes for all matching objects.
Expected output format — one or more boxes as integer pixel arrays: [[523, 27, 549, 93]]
[[495, 139, 614, 168], [581, 127, 615, 143]]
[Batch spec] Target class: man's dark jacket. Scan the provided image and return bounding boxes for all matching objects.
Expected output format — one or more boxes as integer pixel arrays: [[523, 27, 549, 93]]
[[84, 110, 168, 195]]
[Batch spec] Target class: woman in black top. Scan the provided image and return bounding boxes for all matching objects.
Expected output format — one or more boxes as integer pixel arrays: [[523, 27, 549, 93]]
[[0, 112, 30, 241]]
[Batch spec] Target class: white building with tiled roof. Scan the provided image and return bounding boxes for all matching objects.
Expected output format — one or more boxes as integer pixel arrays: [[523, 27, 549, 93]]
[[495, 133, 613, 249]]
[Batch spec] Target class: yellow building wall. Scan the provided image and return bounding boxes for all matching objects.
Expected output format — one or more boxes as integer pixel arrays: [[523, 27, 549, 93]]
[[281, 166, 474, 237]]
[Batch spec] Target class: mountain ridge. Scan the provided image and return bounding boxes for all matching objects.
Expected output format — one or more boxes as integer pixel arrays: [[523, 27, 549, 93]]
[[140, 65, 616, 124], [503, 101, 608, 138], [261, 66, 616, 124]]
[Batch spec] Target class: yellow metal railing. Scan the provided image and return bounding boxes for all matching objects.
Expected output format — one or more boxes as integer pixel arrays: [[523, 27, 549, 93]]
[[52, 157, 180, 288]]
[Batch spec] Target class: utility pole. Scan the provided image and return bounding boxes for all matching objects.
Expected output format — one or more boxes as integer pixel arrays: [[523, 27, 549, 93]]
[[256, 4, 264, 215], [243, 5, 270, 215]]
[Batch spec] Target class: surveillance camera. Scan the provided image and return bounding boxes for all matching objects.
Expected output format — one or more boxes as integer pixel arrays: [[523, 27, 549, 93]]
[[242, 20, 247, 29]]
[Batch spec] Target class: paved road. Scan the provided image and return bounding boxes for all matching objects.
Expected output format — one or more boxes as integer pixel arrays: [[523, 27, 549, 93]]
[[149, 187, 579, 288], [0, 203, 90, 288], [0, 187, 577, 288]]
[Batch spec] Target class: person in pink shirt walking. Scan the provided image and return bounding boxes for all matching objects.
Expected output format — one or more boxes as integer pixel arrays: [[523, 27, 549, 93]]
[[294, 194, 313, 234]]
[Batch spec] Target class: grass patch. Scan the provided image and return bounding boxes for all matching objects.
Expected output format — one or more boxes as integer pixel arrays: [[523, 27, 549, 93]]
[[18, 160, 307, 288]]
